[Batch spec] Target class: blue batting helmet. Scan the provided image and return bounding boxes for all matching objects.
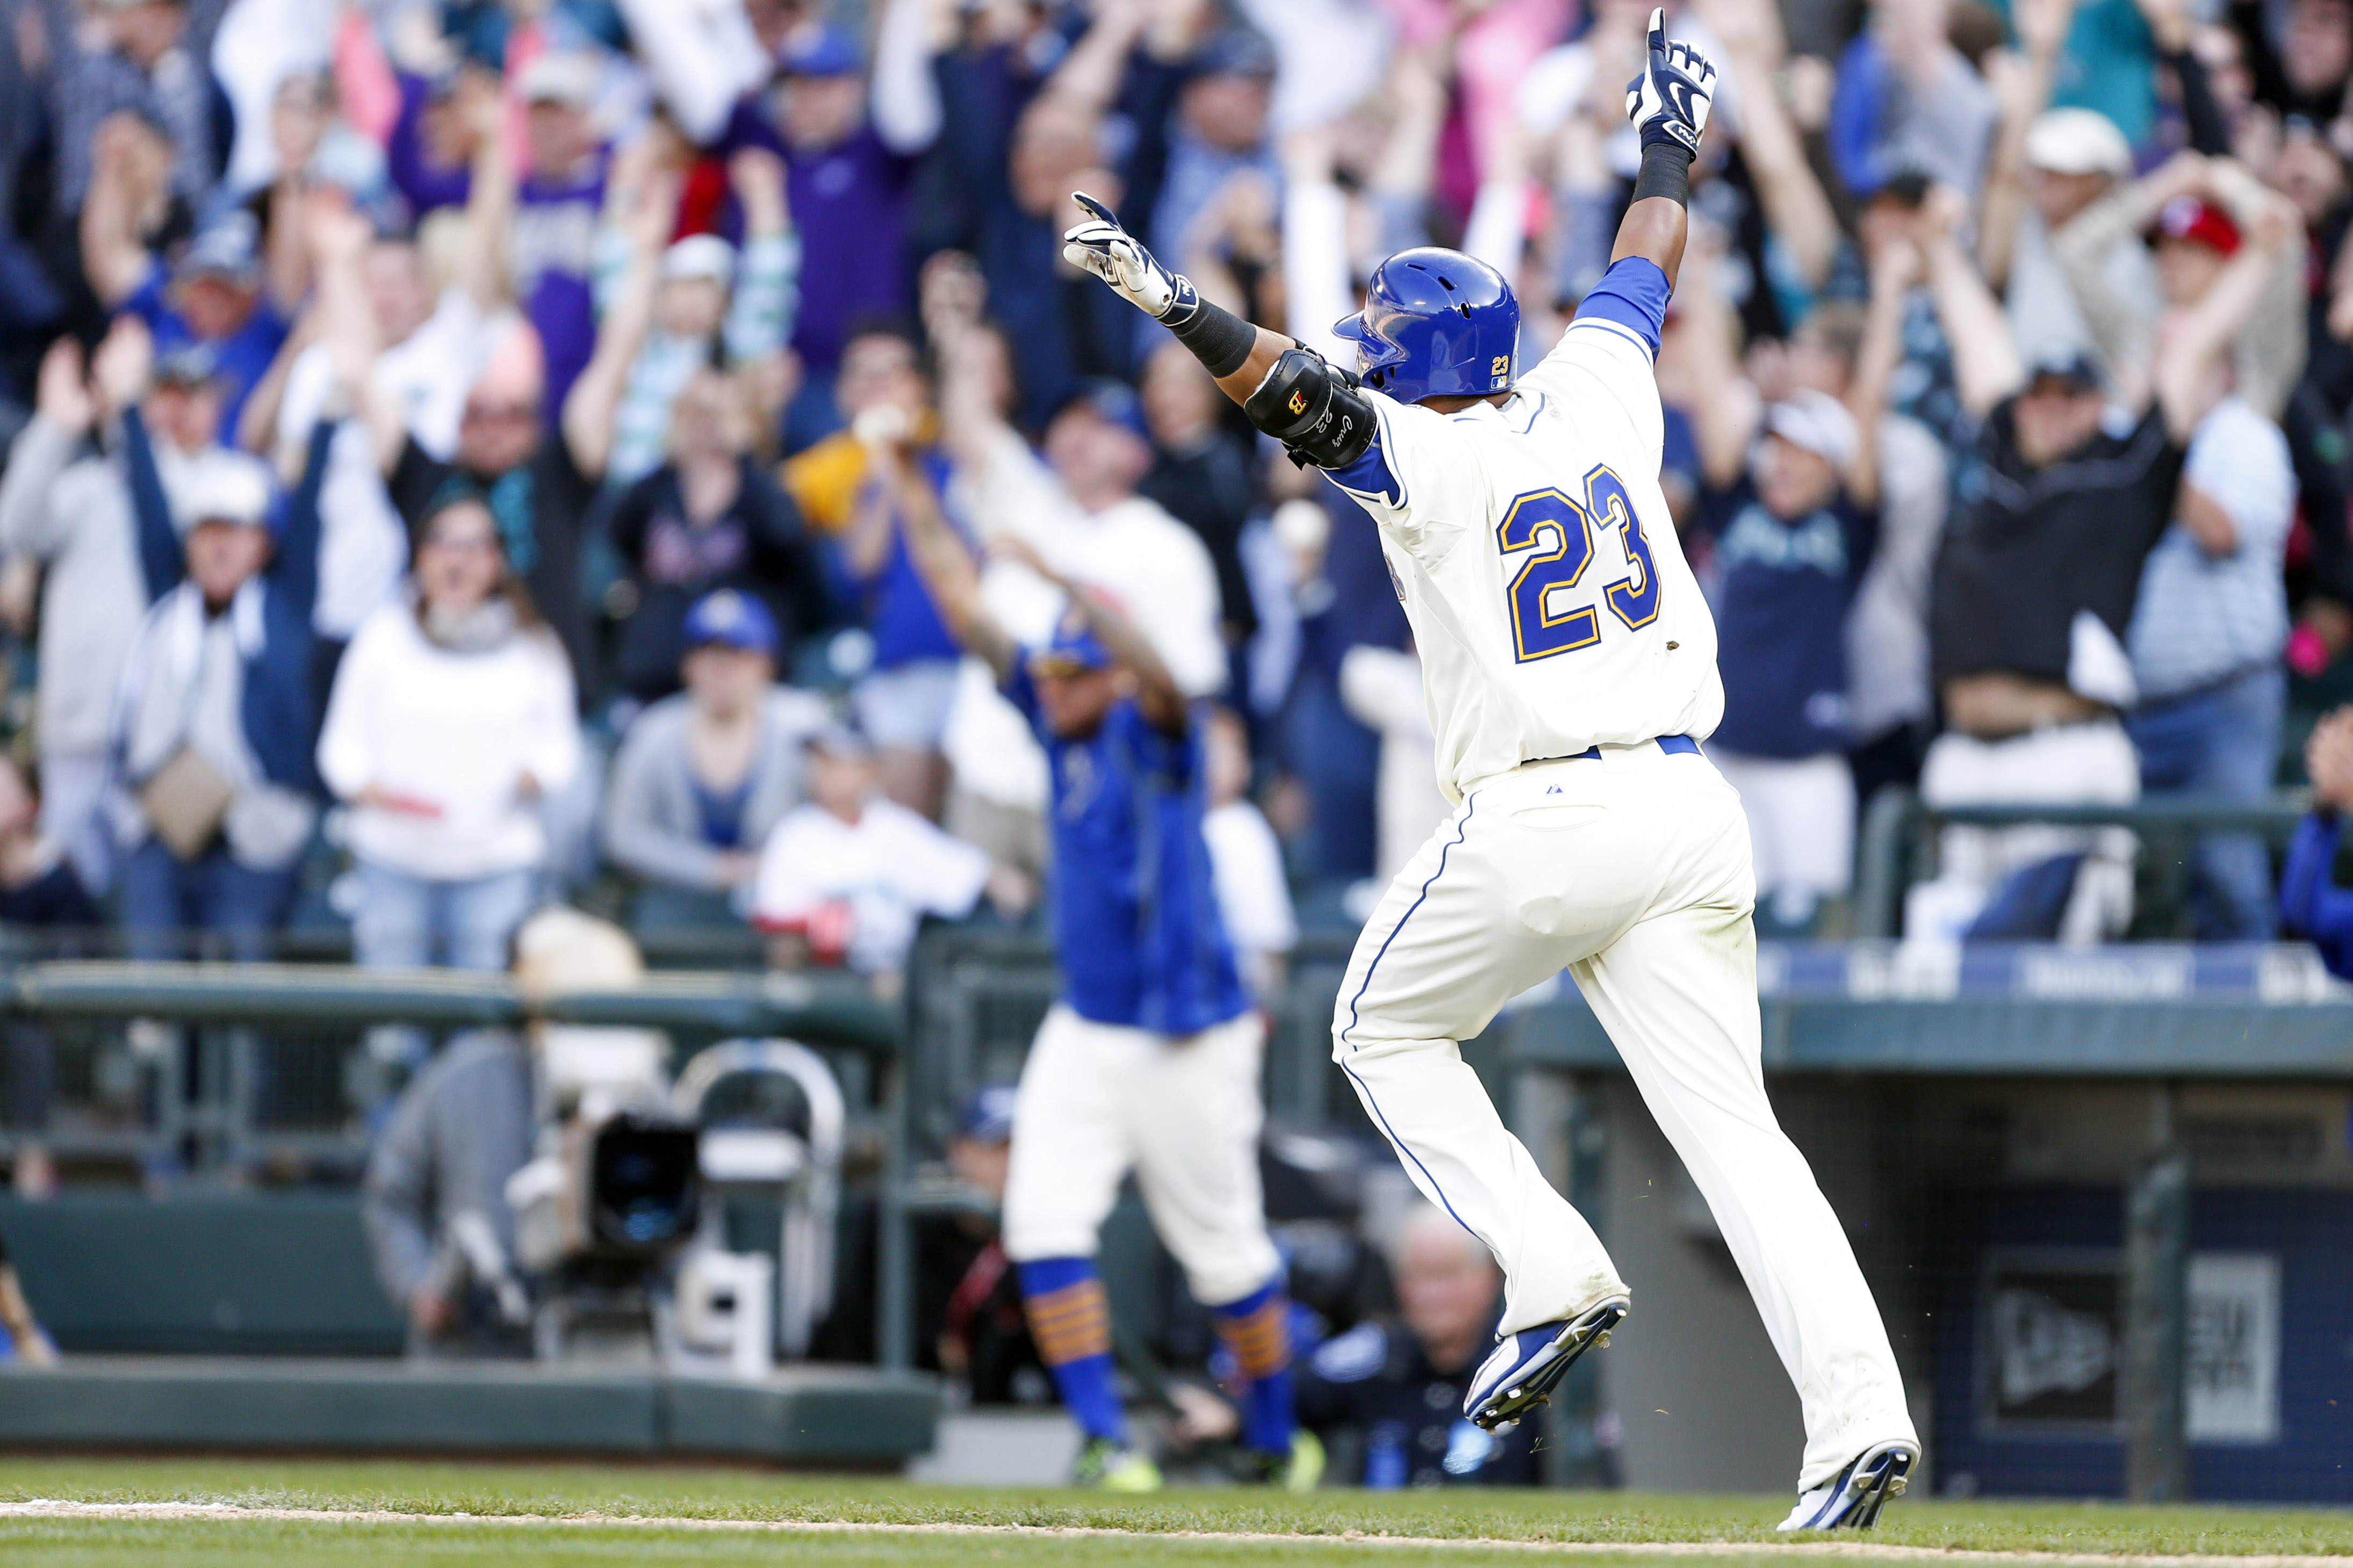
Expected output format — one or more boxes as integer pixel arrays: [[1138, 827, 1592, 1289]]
[[1333, 248, 1521, 404]]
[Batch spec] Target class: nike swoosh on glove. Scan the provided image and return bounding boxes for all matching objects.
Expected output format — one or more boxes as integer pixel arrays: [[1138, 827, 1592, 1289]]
[[1062, 191, 1198, 322], [1623, 7, 1716, 156]]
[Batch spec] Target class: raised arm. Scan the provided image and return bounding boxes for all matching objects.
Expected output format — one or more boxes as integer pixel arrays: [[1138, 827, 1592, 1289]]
[[454, 73, 515, 313], [2052, 152, 2212, 407], [1699, 0, 1837, 289], [922, 251, 1009, 473], [1919, 187, 2026, 417], [0, 342, 98, 562], [876, 424, 1020, 681], [1844, 237, 1920, 510], [1673, 228, 1760, 490], [723, 149, 799, 366], [1606, 11, 1716, 293], [2153, 187, 2301, 444], [2202, 156, 2308, 418], [1040, 0, 1149, 116], [562, 164, 674, 485], [80, 114, 168, 309], [992, 536, 1187, 735], [1976, 0, 2077, 287]]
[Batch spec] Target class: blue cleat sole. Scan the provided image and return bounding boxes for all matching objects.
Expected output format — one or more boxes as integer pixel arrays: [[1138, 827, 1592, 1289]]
[[1467, 1298, 1627, 1433], [1784, 1441, 1917, 1530]]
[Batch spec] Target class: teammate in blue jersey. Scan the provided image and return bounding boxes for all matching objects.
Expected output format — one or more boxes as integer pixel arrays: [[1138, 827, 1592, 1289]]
[[880, 433, 1314, 1492], [1056, 11, 1919, 1529]]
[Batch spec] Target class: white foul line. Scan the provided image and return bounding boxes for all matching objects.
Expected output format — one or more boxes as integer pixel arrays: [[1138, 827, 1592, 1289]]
[[0, 1500, 2344, 1565]]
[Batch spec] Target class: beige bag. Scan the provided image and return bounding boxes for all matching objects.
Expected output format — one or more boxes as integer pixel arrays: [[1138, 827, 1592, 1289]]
[[138, 747, 236, 861]]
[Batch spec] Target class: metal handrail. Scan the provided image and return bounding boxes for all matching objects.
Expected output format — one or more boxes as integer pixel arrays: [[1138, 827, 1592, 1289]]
[[0, 962, 901, 1054], [1851, 789, 2315, 938]]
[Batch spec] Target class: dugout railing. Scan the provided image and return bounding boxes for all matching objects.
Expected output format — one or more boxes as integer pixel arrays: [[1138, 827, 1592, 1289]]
[[1852, 790, 2316, 941], [0, 959, 895, 1181]]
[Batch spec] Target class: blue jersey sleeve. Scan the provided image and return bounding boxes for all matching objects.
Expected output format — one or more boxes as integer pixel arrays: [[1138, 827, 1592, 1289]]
[[1326, 419, 1405, 511], [1572, 257, 1671, 357]]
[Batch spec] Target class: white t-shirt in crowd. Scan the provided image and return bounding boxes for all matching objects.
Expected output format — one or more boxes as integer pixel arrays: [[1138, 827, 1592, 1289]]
[[751, 798, 990, 975], [1340, 644, 1450, 885], [942, 427, 1227, 811], [1204, 798, 1296, 1000], [316, 605, 581, 881]]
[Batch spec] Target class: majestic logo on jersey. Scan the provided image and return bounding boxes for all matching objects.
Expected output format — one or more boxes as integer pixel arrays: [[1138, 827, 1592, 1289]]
[[1494, 466, 1664, 663]]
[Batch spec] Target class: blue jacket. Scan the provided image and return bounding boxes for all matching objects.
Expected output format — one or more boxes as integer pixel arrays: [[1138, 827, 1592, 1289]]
[[122, 410, 332, 797], [2279, 812, 2353, 981]]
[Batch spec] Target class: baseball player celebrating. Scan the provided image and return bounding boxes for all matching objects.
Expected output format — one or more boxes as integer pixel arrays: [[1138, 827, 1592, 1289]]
[[879, 440, 1312, 1492], [1060, 12, 1918, 1529]]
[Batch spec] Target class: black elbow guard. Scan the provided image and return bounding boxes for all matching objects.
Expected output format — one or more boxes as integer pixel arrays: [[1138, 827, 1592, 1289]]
[[1244, 349, 1377, 470]]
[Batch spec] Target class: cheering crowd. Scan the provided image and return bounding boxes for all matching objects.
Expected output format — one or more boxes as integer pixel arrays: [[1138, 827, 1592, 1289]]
[[0, 0, 2345, 986]]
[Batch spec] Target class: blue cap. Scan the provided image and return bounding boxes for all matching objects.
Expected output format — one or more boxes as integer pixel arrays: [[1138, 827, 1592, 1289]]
[[781, 27, 862, 78], [1057, 377, 1150, 443], [176, 212, 262, 284], [955, 1085, 1018, 1145], [2024, 344, 2103, 393], [805, 719, 876, 760], [1030, 611, 1113, 675], [682, 589, 780, 655], [1193, 29, 1277, 81], [154, 341, 224, 387]]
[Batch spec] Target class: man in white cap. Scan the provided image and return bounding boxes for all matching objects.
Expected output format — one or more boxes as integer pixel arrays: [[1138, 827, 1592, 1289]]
[[1977, 13, 2158, 379], [0, 323, 216, 893], [2005, 109, 2163, 378], [110, 351, 336, 962]]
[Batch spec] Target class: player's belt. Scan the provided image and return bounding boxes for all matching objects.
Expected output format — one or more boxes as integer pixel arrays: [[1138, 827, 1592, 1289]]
[[1562, 735, 1702, 762]]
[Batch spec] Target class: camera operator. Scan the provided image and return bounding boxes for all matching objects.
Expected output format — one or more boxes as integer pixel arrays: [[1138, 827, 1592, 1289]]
[[361, 907, 648, 1357]]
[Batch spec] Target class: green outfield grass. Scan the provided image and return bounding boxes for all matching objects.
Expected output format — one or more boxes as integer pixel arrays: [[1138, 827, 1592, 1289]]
[[1, 1457, 2349, 1565]]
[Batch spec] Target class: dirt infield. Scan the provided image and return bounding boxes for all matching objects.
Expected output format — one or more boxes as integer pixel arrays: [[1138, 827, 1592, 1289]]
[[5, 1499, 2348, 1566]]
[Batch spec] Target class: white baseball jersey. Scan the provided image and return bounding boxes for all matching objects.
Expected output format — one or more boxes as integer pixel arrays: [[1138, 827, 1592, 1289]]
[[1328, 305, 1723, 804]]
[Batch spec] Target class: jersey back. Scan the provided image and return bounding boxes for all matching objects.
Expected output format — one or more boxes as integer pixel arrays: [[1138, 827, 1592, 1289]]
[[1326, 259, 1722, 803]]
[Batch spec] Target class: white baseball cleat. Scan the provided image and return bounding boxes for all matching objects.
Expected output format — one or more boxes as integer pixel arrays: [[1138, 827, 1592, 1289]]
[[1463, 1296, 1628, 1432], [1776, 1440, 1918, 1530]]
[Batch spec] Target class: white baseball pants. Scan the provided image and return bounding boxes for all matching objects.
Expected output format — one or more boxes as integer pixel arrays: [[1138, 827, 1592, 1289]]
[[1002, 1003, 1281, 1309], [1331, 741, 1918, 1488]]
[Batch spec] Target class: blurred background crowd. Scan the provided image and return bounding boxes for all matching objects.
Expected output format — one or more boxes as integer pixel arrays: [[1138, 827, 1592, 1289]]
[[0, 0, 2345, 1001]]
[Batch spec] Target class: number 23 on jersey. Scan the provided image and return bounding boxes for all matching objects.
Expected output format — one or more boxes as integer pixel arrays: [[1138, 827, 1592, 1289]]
[[1496, 465, 1663, 663]]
